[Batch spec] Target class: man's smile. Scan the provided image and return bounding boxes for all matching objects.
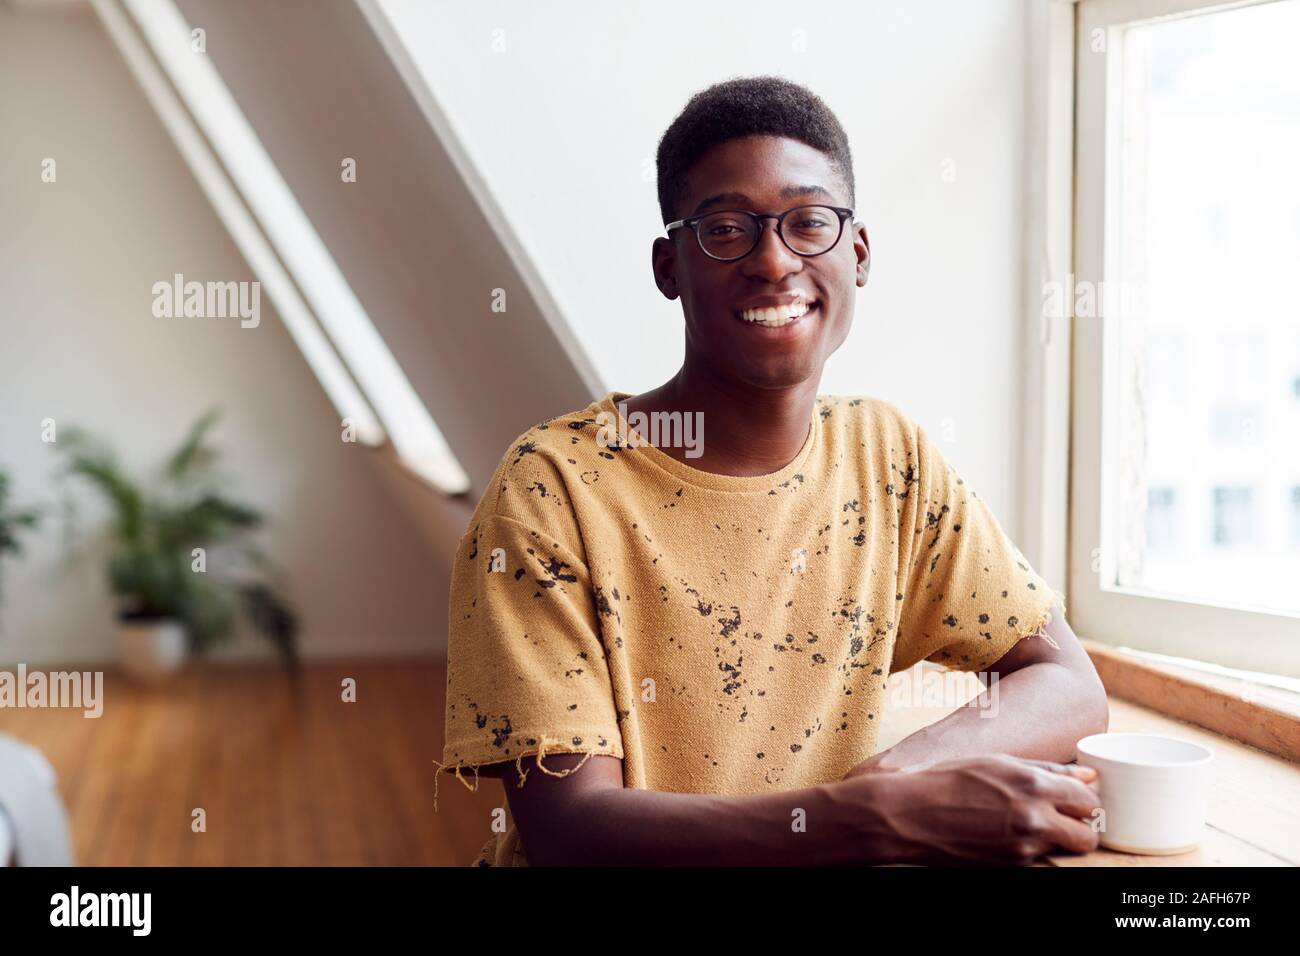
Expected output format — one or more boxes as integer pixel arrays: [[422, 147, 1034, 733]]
[[732, 290, 821, 329]]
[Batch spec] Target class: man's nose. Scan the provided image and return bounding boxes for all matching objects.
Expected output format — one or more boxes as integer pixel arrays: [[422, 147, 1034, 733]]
[[742, 219, 803, 281]]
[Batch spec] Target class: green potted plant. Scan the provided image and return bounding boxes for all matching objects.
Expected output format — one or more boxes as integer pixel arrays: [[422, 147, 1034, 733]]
[[0, 470, 43, 624], [53, 409, 298, 681]]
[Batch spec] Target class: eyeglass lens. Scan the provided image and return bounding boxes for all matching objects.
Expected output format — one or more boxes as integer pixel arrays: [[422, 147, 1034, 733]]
[[695, 205, 842, 259]]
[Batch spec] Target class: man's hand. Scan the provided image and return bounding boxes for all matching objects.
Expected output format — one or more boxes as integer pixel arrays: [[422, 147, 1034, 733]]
[[869, 753, 1102, 865]]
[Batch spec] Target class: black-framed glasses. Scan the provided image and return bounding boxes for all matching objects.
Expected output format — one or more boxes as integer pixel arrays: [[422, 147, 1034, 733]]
[[665, 204, 855, 261]]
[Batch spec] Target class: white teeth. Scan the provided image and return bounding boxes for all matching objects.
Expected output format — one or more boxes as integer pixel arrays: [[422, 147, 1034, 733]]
[[738, 299, 813, 326]]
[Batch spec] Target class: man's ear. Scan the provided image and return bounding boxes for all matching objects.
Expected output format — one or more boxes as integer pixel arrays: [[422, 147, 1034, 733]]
[[652, 236, 679, 300], [855, 222, 871, 287]]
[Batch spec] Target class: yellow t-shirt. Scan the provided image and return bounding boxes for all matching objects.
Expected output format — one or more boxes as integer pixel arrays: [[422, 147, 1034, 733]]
[[438, 391, 1063, 866]]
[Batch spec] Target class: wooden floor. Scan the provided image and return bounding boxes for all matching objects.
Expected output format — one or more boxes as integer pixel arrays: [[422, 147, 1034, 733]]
[[0, 660, 499, 866]]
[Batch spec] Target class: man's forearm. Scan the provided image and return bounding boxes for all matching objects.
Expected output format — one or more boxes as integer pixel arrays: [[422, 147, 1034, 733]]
[[851, 601, 1108, 777], [517, 774, 911, 866], [855, 661, 1107, 775]]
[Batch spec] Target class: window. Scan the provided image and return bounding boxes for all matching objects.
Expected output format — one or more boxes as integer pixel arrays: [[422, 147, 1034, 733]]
[[1073, 0, 1300, 675], [1291, 487, 1300, 546], [1145, 487, 1179, 551], [1211, 487, 1254, 549]]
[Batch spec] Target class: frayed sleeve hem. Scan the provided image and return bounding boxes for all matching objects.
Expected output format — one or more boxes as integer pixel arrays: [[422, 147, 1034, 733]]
[[927, 585, 1067, 674], [433, 732, 624, 810]]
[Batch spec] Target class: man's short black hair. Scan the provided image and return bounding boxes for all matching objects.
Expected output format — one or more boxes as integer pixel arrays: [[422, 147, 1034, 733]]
[[655, 75, 855, 226]]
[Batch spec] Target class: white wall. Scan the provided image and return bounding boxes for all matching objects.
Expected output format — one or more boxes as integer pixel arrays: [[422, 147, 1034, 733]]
[[0, 5, 443, 666], [377, 0, 1034, 532]]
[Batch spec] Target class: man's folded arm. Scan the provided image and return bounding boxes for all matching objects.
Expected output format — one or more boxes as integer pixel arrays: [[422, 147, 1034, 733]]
[[497, 752, 908, 867]]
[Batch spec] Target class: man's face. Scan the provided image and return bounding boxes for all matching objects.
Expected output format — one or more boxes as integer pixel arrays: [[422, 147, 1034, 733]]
[[653, 134, 870, 391]]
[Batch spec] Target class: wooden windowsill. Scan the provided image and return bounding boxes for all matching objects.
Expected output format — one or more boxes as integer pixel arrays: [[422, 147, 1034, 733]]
[[1080, 638, 1300, 764]]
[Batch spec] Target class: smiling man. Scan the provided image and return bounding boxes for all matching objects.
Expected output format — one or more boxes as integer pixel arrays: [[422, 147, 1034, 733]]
[[439, 76, 1109, 866]]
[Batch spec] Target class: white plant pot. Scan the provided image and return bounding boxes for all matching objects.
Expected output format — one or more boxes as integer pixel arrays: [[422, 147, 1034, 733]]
[[118, 619, 188, 683]]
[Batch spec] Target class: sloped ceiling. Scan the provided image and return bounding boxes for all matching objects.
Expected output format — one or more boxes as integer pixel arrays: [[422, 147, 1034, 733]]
[[172, 0, 596, 503]]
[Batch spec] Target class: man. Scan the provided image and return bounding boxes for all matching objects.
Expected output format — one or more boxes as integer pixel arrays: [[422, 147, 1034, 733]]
[[438, 76, 1108, 866]]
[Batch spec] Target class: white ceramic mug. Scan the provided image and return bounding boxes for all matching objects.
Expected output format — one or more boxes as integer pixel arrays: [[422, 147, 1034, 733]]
[[1075, 732, 1214, 855]]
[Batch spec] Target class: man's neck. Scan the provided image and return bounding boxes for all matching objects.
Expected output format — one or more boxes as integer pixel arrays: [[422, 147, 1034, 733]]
[[620, 367, 818, 478]]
